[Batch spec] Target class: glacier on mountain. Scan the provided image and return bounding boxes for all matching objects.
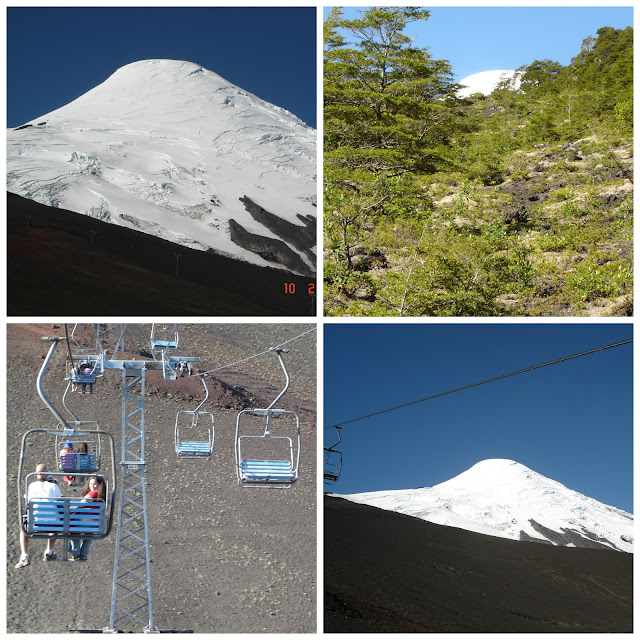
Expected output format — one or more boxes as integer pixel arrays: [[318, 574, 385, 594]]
[[338, 459, 633, 552], [6, 59, 317, 276]]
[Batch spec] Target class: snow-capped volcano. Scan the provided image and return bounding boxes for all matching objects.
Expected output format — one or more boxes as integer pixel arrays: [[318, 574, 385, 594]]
[[457, 69, 521, 98], [7, 59, 317, 276], [339, 459, 633, 552]]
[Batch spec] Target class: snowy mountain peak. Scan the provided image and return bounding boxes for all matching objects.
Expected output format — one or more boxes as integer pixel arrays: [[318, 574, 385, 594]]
[[7, 59, 317, 275], [436, 458, 538, 490], [457, 69, 521, 98], [34, 59, 308, 131], [340, 459, 633, 552]]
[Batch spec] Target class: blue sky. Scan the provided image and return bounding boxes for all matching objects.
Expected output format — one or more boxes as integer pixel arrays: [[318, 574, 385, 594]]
[[324, 6, 633, 82], [7, 7, 316, 129], [324, 324, 633, 513]]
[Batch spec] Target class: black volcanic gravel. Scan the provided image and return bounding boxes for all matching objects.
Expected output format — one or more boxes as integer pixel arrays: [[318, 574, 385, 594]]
[[8, 193, 316, 316], [324, 495, 632, 633]]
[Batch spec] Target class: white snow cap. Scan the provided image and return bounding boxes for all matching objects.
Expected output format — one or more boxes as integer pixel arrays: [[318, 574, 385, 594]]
[[7, 59, 317, 275], [457, 69, 521, 98], [341, 458, 633, 552]]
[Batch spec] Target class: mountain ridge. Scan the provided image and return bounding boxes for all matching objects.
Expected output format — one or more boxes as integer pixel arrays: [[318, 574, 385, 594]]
[[7, 192, 315, 316]]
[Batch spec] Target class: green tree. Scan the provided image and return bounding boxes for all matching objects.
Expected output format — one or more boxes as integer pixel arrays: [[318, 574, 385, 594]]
[[519, 59, 564, 98], [324, 7, 462, 292], [570, 27, 633, 114], [325, 7, 459, 177]]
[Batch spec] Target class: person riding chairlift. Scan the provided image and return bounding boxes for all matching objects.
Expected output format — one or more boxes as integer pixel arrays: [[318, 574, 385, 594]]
[[59, 440, 77, 486], [78, 363, 94, 394]]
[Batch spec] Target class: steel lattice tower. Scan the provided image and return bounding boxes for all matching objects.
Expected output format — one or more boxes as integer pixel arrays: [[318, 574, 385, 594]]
[[108, 365, 155, 632]]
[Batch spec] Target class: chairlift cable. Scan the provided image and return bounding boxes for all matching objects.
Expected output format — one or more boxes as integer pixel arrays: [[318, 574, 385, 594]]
[[195, 327, 316, 377], [64, 324, 74, 364], [326, 339, 633, 430]]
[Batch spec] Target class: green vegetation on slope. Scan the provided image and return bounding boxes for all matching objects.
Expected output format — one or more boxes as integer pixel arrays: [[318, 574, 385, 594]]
[[324, 9, 633, 316]]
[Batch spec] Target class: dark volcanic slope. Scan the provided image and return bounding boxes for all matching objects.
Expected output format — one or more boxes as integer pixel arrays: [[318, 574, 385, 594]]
[[7, 324, 316, 633], [325, 495, 632, 633], [8, 193, 316, 316]]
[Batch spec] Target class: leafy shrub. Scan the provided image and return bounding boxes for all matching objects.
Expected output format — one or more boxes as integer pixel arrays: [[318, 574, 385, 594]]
[[567, 261, 633, 302]]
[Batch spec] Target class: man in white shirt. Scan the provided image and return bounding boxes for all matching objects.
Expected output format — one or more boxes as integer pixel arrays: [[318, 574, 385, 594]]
[[15, 463, 62, 568]]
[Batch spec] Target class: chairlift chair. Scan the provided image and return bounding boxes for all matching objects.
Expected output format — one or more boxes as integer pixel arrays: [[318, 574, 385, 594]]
[[235, 348, 301, 488], [65, 359, 101, 394], [235, 408, 301, 486], [19, 337, 116, 546], [18, 428, 117, 541], [24, 474, 109, 537], [54, 424, 103, 474], [324, 426, 343, 484], [175, 376, 215, 458], [58, 382, 103, 474], [150, 323, 179, 352]]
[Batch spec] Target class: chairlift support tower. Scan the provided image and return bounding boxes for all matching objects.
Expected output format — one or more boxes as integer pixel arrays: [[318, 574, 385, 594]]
[[101, 354, 199, 633]]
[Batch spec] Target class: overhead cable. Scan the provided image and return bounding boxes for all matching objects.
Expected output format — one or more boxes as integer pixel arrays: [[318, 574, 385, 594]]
[[326, 339, 633, 430], [195, 326, 317, 377]]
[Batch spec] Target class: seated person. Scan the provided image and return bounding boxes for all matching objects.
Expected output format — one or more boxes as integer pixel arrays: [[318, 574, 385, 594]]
[[59, 440, 77, 485], [16, 464, 62, 568], [69, 476, 106, 561]]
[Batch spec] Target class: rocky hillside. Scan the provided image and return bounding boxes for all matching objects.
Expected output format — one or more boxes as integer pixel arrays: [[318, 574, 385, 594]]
[[430, 126, 633, 316], [325, 112, 632, 317], [323, 13, 633, 317]]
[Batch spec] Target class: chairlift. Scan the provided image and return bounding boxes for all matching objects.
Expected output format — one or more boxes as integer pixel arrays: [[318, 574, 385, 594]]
[[175, 377, 215, 458], [18, 428, 116, 541], [58, 380, 103, 472], [150, 324, 182, 381], [17, 336, 117, 543], [324, 426, 343, 484], [66, 359, 101, 394], [150, 323, 179, 352], [235, 348, 301, 488], [54, 425, 103, 474]]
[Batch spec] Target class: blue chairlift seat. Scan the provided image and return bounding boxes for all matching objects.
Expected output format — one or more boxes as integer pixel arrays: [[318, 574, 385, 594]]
[[239, 459, 296, 483], [150, 323, 179, 353], [59, 453, 98, 473], [68, 362, 98, 385], [152, 340, 177, 350], [234, 350, 301, 488], [235, 408, 300, 487], [175, 409, 214, 458], [27, 498, 106, 536], [177, 441, 213, 456]]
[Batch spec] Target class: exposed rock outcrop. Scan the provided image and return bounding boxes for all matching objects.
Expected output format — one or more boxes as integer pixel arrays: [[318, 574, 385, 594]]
[[525, 518, 622, 551], [239, 195, 316, 263], [228, 218, 313, 276]]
